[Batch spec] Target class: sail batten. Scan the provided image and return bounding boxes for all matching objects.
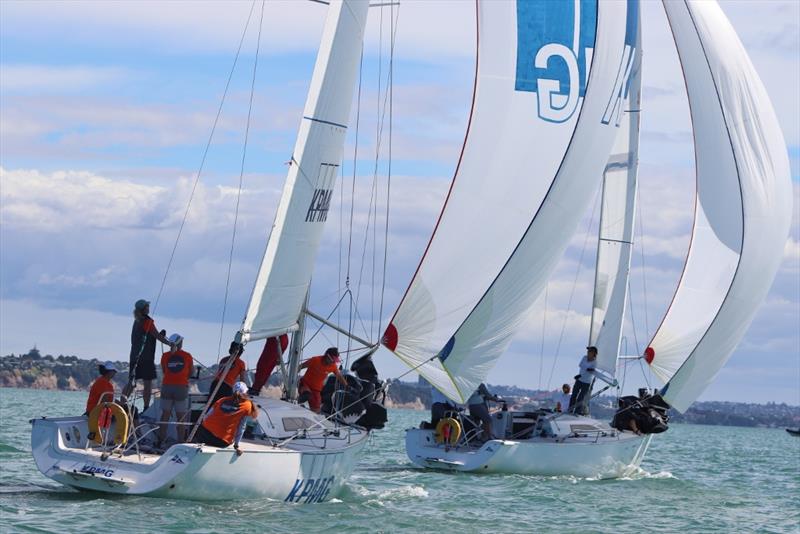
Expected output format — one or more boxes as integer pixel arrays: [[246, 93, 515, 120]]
[[384, 0, 640, 402], [647, 0, 792, 412], [240, 0, 369, 343]]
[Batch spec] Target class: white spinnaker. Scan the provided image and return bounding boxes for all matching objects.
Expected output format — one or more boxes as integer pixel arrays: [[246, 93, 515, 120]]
[[240, 0, 369, 343], [589, 18, 641, 377], [384, 0, 638, 402], [647, 0, 792, 412]]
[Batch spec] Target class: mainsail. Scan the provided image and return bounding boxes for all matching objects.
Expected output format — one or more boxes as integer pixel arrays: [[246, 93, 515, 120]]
[[383, 0, 642, 402], [645, 0, 792, 412], [240, 0, 370, 343], [589, 10, 641, 377]]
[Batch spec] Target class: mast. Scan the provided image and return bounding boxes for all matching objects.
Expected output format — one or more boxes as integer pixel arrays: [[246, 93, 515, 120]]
[[588, 4, 641, 378], [285, 293, 309, 401]]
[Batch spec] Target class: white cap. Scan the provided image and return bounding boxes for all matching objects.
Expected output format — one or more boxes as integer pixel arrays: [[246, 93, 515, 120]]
[[168, 333, 183, 345], [232, 381, 248, 395], [102, 361, 117, 372]]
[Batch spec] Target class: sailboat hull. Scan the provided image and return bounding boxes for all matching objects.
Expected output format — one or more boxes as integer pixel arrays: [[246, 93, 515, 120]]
[[30, 397, 370, 502], [405, 416, 651, 478]]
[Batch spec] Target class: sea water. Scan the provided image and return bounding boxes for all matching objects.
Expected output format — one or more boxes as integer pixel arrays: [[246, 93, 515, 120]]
[[1, 388, 798, 533]]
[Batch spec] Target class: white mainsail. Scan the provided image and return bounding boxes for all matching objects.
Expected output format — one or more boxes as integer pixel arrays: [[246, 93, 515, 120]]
[[645, 0, 792, 412], [589, 6, 641, 377], [383, 0, 641, 402], [240, 0, 370, 343]]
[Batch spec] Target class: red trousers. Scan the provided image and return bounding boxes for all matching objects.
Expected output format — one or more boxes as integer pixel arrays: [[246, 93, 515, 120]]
[[252, 335, 289, 392]]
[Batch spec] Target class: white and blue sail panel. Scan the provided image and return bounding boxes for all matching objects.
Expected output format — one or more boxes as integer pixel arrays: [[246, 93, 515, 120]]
[[515, 0, 596, 123], [385, 0, 636, 403], [646, 0, 791, 413]]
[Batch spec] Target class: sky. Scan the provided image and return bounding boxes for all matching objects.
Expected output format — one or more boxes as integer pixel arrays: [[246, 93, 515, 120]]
[[1, 0, 798, 405]]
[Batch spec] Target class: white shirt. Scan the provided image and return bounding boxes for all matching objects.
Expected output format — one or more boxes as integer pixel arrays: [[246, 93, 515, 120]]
[[555, 392, 570, 412], [578, 355, 595, 384]]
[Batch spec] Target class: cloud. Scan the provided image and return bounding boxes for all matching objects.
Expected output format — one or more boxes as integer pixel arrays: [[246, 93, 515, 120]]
[[0, 64, 131, 93]]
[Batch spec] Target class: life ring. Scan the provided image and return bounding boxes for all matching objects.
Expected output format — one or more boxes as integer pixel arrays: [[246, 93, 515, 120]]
[[434, 417, 461, 445], [88, 402, 129, 445]]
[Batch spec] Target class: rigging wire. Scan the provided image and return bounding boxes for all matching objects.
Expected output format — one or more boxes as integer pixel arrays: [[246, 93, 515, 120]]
[[216, 0, 266, 362], [538, 283, 548, 391], [152, 0, 258, 314], [636, 184, 651, 338], [546, 183, 602, 390], [378, 0, 397, 333]]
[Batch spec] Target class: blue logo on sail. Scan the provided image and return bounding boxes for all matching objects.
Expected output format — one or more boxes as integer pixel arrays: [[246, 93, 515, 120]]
[[514, 0, 597, 123]]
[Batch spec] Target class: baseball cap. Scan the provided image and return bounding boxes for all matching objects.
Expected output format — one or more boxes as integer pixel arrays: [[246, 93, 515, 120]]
[[232, 381, 249, 396], [134, 299, 150, 311], [101, 361, 117, 372], [168, 333, 183, 345]]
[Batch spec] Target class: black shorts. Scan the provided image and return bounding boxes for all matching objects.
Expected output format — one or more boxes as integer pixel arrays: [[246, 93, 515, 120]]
[[193, 425, 229, 448], [131, 354, 157, 380]]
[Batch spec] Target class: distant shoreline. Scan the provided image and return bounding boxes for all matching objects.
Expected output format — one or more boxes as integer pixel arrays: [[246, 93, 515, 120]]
[[2, 349, 798, 428]]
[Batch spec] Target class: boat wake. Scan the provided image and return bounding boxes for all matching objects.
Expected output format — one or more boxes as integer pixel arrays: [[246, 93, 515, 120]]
[[344, 483, 429, 505]]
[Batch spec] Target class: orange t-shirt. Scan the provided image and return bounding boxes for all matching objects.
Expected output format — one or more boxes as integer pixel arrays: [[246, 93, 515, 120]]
[[161, 349, 193, 386], [86, 376, 114, 414], [215, 357, 245, 387], [202, 396, 254, 444], [300, 355, 338, 392]]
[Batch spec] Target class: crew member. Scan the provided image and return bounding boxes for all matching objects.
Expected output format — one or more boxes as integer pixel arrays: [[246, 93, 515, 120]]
[[193, 381, 257, 456], [569, 346, 597, 415], [430, 385, 456, 427], [467, 383, 501, 440], [86, 361, 117, 415], [158, 333, 193, 443], [298, 347, 347, 413], [250, 334, 289, 395], [210, 342, 248, 404], [124, 299, 172, 410], [555, 383, 571, 413]]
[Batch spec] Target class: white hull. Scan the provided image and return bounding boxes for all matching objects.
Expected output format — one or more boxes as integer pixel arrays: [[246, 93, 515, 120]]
[[31, 396, 369, 502], [406, 413, 652, 478]]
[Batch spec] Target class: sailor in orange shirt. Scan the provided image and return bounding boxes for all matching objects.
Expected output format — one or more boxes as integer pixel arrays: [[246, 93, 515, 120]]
[[193, 382, 257, 456], [85, 361, 117, 415], [158, 333, 194, 443], [298, 347, 348, 413], [210, 342, 248, 404]]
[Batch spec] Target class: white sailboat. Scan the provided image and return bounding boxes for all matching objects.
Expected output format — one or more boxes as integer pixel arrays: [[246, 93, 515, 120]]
[[31, 0, 382, 502], [391, 0, 791, 477]]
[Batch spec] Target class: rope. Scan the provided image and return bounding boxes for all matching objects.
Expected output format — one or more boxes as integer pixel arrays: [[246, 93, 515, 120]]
[[152, 0, 258, 313], [546, 183, 602, 389], [216, 0, 266, 361]]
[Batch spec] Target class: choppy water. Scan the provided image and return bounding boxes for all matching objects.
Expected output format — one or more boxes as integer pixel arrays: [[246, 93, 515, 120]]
[[1, 388, 798, 533]]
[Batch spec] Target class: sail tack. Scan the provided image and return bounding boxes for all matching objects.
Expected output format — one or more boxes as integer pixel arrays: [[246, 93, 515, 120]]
[[240, 0, 370, 343], [383, 0, 641, 402], [589, 8, 641, 377], [647, 0, 792, 412]]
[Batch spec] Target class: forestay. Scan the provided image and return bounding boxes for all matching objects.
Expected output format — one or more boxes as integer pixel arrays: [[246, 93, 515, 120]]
[[383, 0, 640, 402], [589, 7, 641, 377], [646, 0, 792, 412], [240, 0, 370, 343]]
